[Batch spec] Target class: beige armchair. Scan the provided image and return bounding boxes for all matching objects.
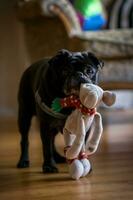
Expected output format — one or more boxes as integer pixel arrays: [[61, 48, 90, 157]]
[[17, 0, 133, 90]]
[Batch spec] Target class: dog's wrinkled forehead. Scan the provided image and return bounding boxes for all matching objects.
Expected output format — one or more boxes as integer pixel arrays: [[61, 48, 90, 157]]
[[48, 50, 104, 95], [70, 52, 101, 69], [49, 49, 103, 71]]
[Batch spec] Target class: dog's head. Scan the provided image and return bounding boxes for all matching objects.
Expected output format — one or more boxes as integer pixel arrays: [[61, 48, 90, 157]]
[[48, 49, 104, 96]]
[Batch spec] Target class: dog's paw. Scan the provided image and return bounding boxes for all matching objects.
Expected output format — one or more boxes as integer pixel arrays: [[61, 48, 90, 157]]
[[43, 165, 59, 173], [17, 160, 30, 168], [53, 150, 66, 163]]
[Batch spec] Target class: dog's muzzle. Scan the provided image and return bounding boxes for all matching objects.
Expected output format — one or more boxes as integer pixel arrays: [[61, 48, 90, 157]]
[[76, 72, 92, 84], [64, 72, 92, 95]]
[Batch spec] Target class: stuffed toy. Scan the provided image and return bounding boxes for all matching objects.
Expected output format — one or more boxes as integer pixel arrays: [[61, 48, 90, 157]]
[[52, 83, 116, 179]]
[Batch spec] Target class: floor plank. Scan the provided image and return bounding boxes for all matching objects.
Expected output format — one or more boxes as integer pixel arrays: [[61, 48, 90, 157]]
[[0, 110, 133, 200]]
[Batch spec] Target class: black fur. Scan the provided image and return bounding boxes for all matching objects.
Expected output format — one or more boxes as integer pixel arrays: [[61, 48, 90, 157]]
[[17, 49, 103, 173]]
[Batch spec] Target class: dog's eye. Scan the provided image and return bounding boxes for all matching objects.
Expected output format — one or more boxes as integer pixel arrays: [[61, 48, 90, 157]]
[[85, 68, 94, 74]]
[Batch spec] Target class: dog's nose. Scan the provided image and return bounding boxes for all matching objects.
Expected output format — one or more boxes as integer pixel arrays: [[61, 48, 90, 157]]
[[76, 72, 92, 84]]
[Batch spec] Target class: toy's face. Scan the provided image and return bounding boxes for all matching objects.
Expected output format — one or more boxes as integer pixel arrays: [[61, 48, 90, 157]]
[[80, 83, 103, 108], [49, 49, 103, 96]]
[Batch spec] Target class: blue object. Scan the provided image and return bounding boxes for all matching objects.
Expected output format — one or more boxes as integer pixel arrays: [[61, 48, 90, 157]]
[[83, 14, 106, 31], [70, 0, 107, 31]]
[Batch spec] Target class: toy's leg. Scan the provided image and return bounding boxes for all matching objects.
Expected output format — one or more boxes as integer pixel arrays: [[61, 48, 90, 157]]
[[79, 145, 92, 177], [80, 158, 91, 177], [69, 159, 84, 180], [63, 128, 75, 152], [63, 116, 86, 160], [86, 113, 103, 154]]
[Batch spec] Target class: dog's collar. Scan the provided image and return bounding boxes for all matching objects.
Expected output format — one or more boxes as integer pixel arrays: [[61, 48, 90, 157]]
[[35, 90, 67, 119]]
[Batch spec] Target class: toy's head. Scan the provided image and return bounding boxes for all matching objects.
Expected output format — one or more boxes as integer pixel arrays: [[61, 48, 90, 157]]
[[80, 83, 116, 108]]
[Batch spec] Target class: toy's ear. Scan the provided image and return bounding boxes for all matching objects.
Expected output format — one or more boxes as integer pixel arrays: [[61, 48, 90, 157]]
[[103, 91, 116, 106]]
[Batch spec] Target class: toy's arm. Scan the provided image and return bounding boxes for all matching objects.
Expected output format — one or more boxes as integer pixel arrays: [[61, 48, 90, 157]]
[[52, 95, 79, 112], [86, 112, 103, 154], [64, 116, 86, 160]]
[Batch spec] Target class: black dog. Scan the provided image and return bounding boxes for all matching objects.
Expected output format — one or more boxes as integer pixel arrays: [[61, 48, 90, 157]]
[[17, 49, 103, 173]]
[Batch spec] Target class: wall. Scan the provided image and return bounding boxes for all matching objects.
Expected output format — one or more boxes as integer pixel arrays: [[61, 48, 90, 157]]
[[0, 0, 29, 117]]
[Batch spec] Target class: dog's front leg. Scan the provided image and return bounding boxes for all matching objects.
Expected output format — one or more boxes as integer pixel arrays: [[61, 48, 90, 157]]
[[17, 107, 32, 168], [40, 121, 58, 173]]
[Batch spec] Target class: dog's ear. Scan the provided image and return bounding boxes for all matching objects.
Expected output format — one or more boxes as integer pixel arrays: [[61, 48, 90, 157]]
[[87, 52, 104, 70], [48, 49, 72, 68], [87, 52, 104, 84], [98, 60, 104, 69], [58, 49, 72, 57]]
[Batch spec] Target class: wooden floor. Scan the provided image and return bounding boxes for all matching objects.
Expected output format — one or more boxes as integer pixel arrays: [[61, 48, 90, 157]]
[[0, 109, 133, 200]]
